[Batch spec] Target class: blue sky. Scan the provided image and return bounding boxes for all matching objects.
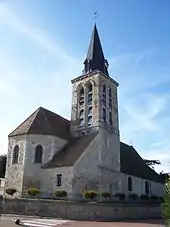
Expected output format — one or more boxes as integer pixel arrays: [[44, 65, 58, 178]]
[[0, 0, 170, 172]]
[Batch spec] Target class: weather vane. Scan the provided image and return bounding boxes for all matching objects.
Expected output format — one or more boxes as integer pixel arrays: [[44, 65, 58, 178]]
[[94, 11, 98, 23]]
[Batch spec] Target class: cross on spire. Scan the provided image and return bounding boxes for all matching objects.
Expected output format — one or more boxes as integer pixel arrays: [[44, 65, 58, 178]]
[[94, 11, 98, 23]]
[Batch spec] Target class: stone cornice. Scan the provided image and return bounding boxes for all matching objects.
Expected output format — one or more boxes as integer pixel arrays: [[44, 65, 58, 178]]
[[71, 70, 119, 87]]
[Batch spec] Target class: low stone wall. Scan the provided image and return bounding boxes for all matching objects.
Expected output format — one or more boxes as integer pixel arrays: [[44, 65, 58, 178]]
[[2, 199, 162, 221]]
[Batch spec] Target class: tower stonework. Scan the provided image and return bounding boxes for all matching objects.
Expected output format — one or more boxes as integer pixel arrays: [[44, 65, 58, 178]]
[[70, 24, 121, 193], [70, 71, 119, 137]]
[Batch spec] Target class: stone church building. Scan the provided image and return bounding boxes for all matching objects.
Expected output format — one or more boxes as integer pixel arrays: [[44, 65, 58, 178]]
[[5, 24, 164, 199]]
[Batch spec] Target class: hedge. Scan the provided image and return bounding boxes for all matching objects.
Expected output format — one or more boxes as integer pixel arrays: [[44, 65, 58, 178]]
[[54, 190, 67, 197], [27, 188, 41, 196], [115, 193, 126, 200], [129, 193, 138, 200], [140, 194, 149, 201], [101, 192, 111, 198], [83, 190, 98, 199]]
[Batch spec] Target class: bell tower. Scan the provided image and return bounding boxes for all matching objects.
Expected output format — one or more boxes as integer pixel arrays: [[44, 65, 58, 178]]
[[70, 24, 119, 138]]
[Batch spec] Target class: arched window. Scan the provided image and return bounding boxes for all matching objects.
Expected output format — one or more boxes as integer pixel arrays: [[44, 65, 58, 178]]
[[34, 145, 43, 164], [109, 87, 112, 109], [87, 107, 93, 126], [128, 177, 133, 191], [88, 107, 92, 116], [109, 87, 112, 97], [87, 82, 92, 93], [79, 119, 84, 126], [79, 109, 84, 118], [103, 107, 106, 123], [79, 109, 84, 126], [103, 84, 106, 93], [12, 145, 19, 164], [102, 84, 106, 107], [145, 181, 149, 195], [79, 87, 84, 106], [87, 116, 92, 126], [86, 82, 93, 126], [87, 82, 93, 105], [109, 111, 112, 126]]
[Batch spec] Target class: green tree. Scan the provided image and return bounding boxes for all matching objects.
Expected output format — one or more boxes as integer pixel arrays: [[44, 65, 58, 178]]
[[163, 181, 170, 226], [144, 159, 161, 169], [0, 154, 7, 178]]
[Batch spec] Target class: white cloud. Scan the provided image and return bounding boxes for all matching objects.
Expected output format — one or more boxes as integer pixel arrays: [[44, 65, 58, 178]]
[[0, 5, 81, 155], [111, 49, 170, 173], [120, 92, 168, 134], [0, 5, 78, 66]]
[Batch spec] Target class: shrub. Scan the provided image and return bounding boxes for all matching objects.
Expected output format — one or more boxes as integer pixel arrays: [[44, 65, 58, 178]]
[[140, 194, 149, 201], [83, 190, 98, 199], [129, 193, 138, 200], [150, 195, 158, 201], [6, 188, 17, 196], [27, 188, 41, 196], [115, 193, 126, 200], [101, 192, 111, 198], [54, 190, 67, 197]]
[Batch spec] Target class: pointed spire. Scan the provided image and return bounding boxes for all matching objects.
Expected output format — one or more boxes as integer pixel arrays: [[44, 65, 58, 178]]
[[83, 24, 109, 76]]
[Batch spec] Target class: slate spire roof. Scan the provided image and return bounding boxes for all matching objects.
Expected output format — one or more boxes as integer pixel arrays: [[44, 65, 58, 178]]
[[83, 24, 109, 76]]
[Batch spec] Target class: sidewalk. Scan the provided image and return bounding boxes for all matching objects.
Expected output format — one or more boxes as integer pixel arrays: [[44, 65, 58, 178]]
[[0, 218, 16, 227]]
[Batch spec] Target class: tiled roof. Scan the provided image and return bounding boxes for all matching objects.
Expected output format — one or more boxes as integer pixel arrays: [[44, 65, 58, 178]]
[[8, 107, 70, 140], [42, 132, 98, 168], [120, 142, 164, 183]]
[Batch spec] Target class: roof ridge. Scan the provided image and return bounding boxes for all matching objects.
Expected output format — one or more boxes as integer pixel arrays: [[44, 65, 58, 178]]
[[130, 146, 161, 175], [40, 107, 70, 123], [8, 107, 40, 137], [43, 109, 57, 136]]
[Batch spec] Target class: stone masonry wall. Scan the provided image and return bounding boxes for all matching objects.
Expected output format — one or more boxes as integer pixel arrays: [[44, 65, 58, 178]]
[[40, 167, 73, 196], [73, 133, 100, 194], [0, 178, 5, 195], [2, 198, 162, 221], [5, 135, 27, 197], [120, 173, 164, 197], [5, 134, 68, 197], [23, 134, 67, 190], [73, 128, 120, 195]]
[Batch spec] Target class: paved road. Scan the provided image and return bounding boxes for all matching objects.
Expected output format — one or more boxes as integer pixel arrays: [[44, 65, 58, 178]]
[[0, 215, 165, 227]]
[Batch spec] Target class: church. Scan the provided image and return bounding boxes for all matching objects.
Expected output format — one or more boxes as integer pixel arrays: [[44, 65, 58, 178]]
[[4, 24, 164, 199]]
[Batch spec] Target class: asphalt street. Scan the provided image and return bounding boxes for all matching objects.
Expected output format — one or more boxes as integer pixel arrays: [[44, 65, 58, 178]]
[[0, 215, 165, 227]]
